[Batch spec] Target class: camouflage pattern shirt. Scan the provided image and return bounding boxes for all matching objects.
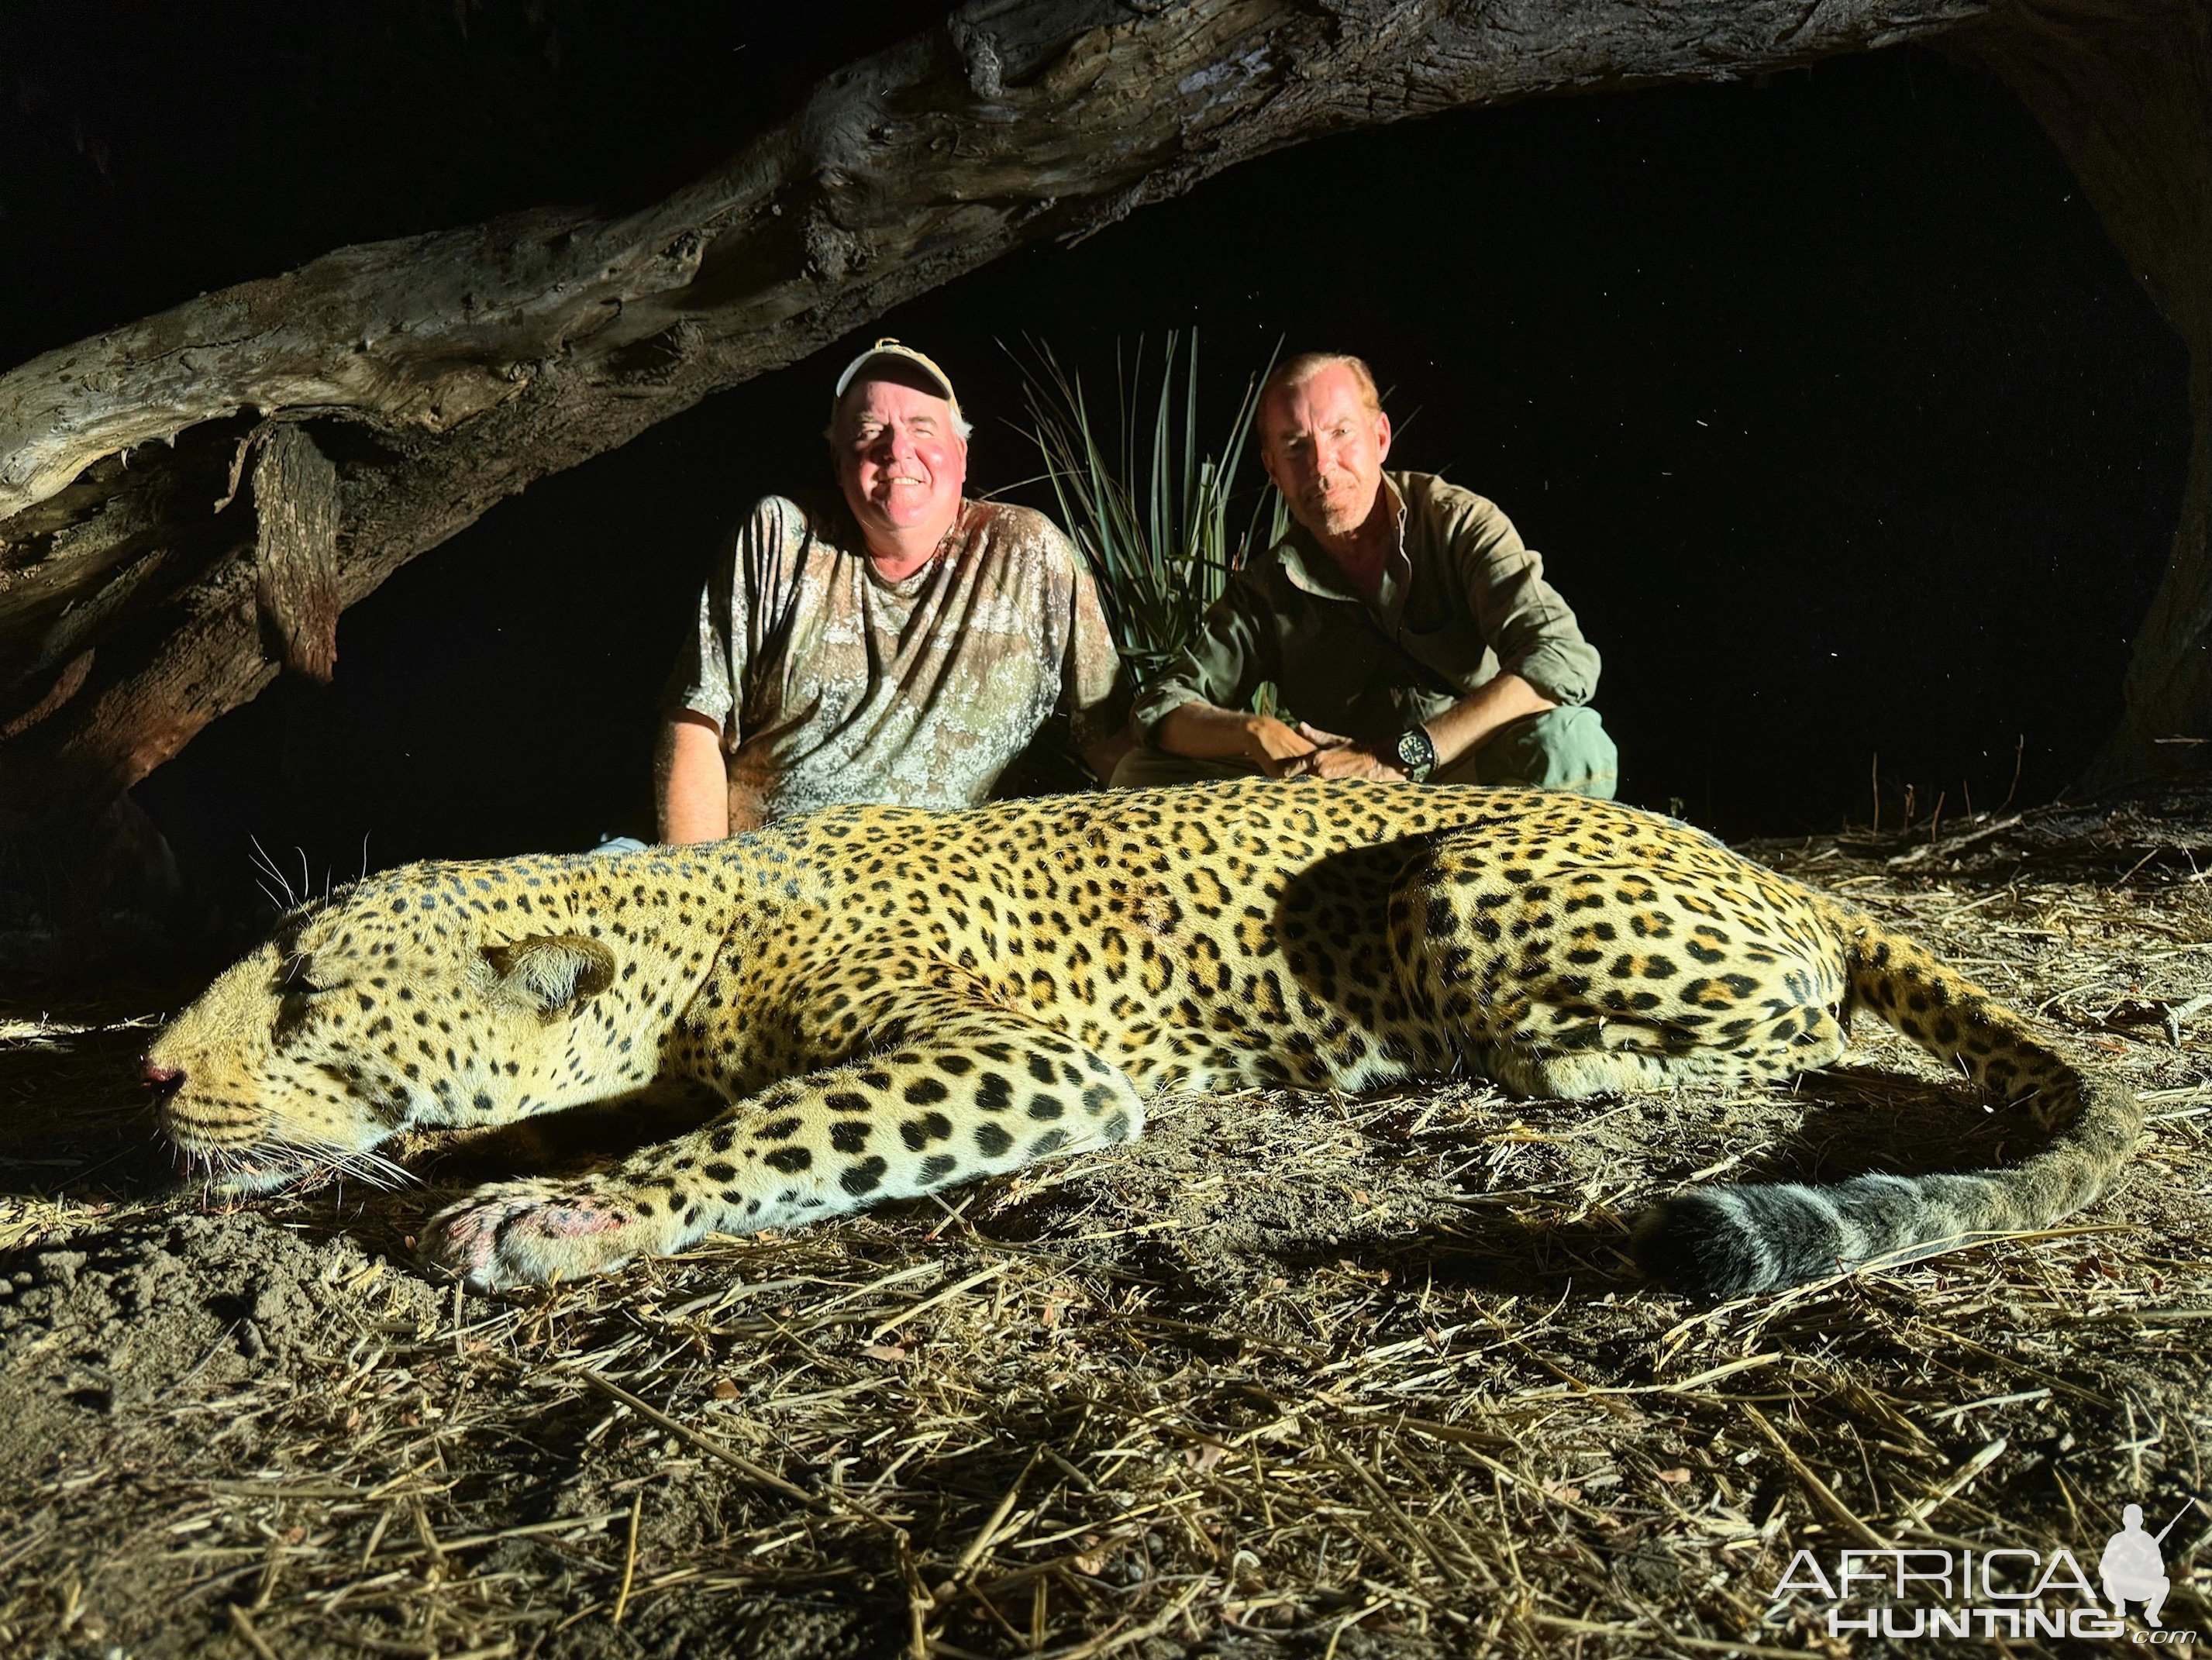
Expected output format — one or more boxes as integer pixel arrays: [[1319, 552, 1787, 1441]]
[[665, 494, 1129, 824]]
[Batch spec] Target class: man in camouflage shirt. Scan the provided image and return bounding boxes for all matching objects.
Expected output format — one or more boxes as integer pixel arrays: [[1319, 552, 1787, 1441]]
[[658, 341, 1132, 840], [1115, 352, 1616, 797]]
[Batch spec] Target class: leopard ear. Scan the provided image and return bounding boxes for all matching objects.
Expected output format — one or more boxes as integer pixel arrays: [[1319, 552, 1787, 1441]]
[[484, 935, 617, 1021]]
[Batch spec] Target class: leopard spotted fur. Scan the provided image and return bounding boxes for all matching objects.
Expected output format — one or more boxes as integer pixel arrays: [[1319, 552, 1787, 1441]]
[[146, 780, 2141, 1295]]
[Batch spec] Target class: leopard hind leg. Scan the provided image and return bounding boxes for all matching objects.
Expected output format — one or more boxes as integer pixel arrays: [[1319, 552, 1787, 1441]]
[[1389, 843, 1849, 1099], [1487, 1001, 1848, 1100]]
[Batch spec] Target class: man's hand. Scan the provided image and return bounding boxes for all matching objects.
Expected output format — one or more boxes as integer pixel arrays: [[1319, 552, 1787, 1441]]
[[1082, 729, 1135, 785], [1152, 702, 1401, 781], [1283, 722, 1407, 782], [1242, 715, 1321, 778]]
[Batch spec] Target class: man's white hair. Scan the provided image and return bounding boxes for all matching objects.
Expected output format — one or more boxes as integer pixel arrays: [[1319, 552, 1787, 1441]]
[[825, 387, 974, 446]]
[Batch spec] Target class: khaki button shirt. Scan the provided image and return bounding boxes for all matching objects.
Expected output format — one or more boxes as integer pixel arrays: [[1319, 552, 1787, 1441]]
[[666, 494, 1129, 823], [1131, 471, 1600, 745]]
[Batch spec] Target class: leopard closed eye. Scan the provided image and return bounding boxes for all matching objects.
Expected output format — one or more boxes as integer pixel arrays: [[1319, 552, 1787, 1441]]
[[146, 779, 2141, 1296]]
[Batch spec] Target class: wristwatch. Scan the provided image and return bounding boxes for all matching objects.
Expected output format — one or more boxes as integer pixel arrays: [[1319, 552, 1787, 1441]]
[[1393, 725, 1437, 783]]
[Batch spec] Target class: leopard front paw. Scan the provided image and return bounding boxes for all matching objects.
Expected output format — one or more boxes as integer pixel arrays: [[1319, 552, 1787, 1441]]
[[420, 1181, 643, 1290]]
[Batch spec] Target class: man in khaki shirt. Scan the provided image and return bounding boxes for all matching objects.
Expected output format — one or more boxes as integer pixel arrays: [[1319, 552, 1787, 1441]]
[[659, 341, 1132, 841], [1115, 352, 1616, 797]]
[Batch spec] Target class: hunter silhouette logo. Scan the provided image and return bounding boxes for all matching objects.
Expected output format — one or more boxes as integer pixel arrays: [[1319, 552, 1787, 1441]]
[[1765, 1495, 2200, 1641], [2102, 1502, 2183, 1629]]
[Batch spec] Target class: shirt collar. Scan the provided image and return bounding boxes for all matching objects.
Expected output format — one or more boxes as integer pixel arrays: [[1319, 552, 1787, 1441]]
[[853, 498, 976, 591], [1273, 474, 1409, 608]]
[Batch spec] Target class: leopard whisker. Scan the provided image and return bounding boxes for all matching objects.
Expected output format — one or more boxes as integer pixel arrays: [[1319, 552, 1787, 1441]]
[[321, 1144, 417, 1192], [250, 1131, 417, 1194], [247, 835, 296, 908]]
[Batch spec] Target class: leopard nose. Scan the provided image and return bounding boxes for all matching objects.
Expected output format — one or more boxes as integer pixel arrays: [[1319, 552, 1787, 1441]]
[[143, 1060, 187, 1098]]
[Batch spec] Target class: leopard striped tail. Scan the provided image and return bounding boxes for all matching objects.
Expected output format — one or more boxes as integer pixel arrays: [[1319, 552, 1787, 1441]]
[[1633, 899, 2142, 1297]]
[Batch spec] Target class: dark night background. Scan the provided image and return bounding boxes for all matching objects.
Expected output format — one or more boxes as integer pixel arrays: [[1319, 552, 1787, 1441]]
[[2, 4, 2190, 920]]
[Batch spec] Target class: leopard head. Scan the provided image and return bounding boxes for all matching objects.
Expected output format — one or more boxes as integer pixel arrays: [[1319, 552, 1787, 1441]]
[[146, 859, 666, 1193]]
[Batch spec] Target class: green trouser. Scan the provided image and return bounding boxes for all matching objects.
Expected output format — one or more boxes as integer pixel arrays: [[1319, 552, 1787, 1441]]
[[1110, 705, 1618, 799]]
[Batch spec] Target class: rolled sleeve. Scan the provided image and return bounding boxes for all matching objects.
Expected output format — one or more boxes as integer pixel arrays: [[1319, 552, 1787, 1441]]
[[1452, 501, 1600, 708], [1129, 583, 1275, 744]]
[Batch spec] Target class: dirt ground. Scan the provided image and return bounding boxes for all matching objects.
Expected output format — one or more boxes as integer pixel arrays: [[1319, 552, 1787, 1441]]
[[3, 782, 2210, 1659]]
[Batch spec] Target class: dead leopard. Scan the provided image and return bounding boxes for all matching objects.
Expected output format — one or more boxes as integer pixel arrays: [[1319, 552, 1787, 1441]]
[[145, 780, 2141, 1297]]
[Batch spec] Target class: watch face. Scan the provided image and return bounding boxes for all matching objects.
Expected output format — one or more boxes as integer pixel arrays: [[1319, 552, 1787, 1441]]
[[1396, 728, 1435, 773]]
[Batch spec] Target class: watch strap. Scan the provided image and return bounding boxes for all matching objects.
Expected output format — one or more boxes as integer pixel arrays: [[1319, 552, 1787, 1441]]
[[1395, 725, 1436, 782]]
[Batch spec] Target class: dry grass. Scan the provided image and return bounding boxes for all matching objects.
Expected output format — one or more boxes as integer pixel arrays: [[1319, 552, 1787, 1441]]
[[3, 781, 2211, 1658]]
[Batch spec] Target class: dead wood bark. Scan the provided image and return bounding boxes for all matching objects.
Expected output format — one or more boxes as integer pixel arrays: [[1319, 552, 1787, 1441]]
[[0, 0, 2090, 821], [1972, 0, 2212, 784], [253, 427, 343, 686]]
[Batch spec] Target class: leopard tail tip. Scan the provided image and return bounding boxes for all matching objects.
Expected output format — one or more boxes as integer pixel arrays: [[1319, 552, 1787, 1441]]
[[1630, 1185, 1844, 1298]]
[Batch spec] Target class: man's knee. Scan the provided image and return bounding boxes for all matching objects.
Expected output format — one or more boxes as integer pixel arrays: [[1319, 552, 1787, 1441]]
[[1110, 746, 1259, 790], [1470, 705, 1618, 799]]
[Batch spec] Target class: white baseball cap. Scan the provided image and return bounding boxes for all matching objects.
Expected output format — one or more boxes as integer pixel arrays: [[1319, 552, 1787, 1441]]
[[830, 338, 964, 425]]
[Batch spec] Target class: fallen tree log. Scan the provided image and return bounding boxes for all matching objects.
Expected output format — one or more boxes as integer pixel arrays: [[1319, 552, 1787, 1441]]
[[0, 0, 2197, 826]]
